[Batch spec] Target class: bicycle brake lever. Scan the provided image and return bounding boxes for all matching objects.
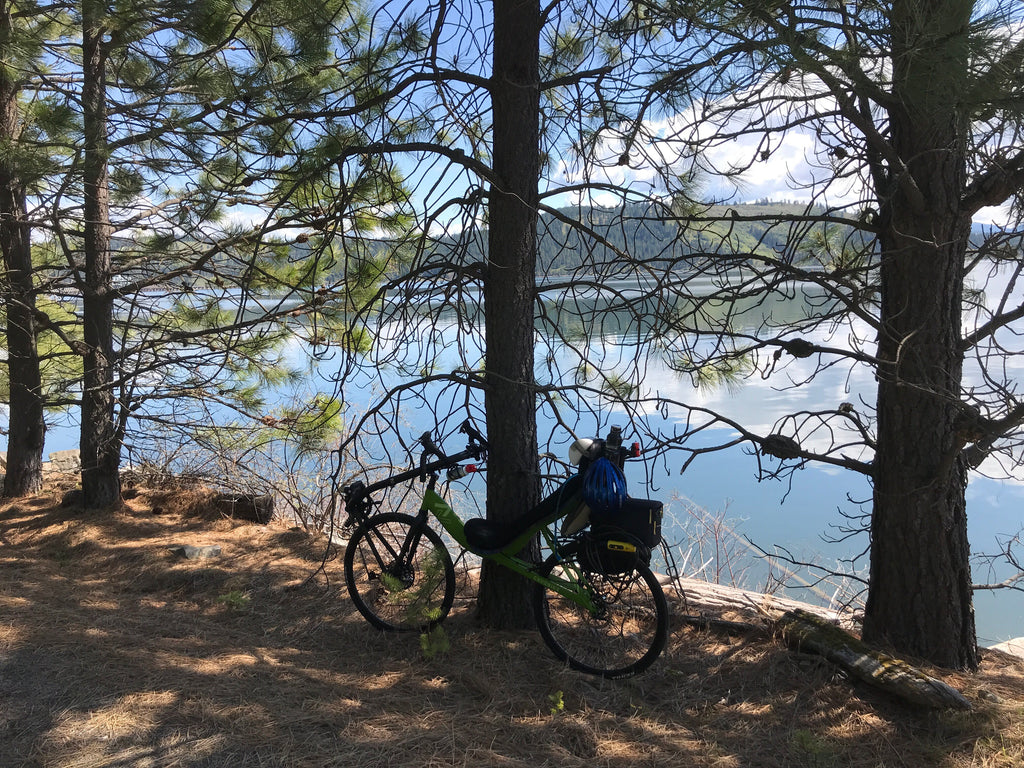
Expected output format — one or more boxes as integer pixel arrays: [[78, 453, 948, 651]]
[[418, 430, 446, 459], [459, 418, 489, 450]]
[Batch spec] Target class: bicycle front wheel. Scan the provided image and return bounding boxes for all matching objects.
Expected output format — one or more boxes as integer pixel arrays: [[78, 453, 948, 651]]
[[344, 512, 456, 631], [533, 552, 669, 678]]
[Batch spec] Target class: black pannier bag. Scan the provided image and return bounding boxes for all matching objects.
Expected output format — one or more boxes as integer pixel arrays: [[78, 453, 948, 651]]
[[582, 498, 663, 575]]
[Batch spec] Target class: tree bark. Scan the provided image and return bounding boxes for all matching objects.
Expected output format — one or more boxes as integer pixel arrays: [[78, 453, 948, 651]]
[[476, 0, 542, 629], [0, 184, 44, 497], [862, 0, 977, 669], [0, 0, 45, 496], [79, 0, 121, 508]]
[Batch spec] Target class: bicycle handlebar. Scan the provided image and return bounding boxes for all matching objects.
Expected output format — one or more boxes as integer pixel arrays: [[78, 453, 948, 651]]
[[342, 419, 640, 518], [343, 419, 488, 511]]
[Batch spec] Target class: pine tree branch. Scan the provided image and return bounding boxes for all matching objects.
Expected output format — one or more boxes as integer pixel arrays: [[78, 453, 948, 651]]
[[961, 148, 1024, 215]]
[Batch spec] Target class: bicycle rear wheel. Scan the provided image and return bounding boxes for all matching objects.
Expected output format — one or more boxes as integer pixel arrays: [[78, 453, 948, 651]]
[[344, 512, 456, 631], [533, 551, 669, 678]]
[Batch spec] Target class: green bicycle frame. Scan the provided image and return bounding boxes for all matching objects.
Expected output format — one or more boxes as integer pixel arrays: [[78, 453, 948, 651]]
[[420, 488, 598, 611]]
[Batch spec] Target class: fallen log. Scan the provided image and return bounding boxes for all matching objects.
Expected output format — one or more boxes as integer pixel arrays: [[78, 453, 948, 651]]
[[776, 609, 972, 710], [662, 575, 858, 627]]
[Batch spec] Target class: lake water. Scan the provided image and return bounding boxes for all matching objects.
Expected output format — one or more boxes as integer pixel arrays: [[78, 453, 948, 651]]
[[31, 276, 1024, 646]]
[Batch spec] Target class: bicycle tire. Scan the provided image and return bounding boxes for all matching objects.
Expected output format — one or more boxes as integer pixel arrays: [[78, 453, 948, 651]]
[[344, 512, 456, 632], [533, 551, 669, 678]]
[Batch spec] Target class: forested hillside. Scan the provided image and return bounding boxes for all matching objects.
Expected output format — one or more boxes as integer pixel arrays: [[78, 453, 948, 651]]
[[538, 201, 829, 276], [374, 201, 837, 281]]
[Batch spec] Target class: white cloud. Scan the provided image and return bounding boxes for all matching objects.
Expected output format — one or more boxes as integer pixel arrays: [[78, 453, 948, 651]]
[[551, 71, 1018, 228]]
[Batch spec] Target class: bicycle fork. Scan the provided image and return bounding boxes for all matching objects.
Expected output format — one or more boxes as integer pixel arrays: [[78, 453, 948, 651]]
[[362, 510, 432, 588]]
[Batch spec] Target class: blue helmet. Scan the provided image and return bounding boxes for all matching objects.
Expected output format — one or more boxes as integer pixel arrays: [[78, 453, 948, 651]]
[[582, 456, 627, 515]]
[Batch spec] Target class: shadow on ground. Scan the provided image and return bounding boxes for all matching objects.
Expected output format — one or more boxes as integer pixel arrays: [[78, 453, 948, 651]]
[[2, 482, 1022, 767]]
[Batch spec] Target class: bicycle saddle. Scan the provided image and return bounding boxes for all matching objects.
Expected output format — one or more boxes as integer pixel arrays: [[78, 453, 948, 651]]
[[463, 474, 583, 554]]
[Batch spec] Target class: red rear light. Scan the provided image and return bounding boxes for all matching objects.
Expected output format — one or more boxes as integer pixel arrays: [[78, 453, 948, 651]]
[[465, 464, 478, 473], [631, 442, 641, 458]]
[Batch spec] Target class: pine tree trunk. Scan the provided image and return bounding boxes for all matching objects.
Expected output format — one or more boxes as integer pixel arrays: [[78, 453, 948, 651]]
[[79, 1, 121, 509], [0, 1, 45, 497], [1, 184, 44, 497], [476, 0, 542, 629], [861, 0, 977, 670]]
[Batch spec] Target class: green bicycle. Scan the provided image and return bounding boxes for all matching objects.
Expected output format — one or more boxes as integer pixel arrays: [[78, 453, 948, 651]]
[[341, 419, 669, 678]]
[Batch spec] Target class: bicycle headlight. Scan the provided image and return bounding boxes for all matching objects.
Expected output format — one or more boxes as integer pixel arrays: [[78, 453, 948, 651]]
[[568, 438, 598, 466]]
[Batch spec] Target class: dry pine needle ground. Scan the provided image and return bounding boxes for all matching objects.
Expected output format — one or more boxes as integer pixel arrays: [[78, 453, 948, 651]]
[[1, 478, 1023, 768]]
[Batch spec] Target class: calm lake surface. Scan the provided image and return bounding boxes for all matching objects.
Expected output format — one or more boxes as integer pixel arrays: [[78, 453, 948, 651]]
[[36, 275, 1024, 646]]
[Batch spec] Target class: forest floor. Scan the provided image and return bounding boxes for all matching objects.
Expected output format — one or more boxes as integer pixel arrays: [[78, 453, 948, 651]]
[[2, 475, 1024, 768]]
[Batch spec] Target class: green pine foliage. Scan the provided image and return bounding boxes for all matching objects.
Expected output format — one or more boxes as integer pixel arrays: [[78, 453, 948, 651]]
[[0, 0, 435, 484]]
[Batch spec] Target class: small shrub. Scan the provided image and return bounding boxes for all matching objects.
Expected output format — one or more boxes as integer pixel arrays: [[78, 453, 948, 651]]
[[215, 590, 251, 611]]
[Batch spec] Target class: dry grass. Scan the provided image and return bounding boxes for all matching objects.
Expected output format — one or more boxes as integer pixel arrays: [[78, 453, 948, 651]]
[[2, 477, 1023, 768]]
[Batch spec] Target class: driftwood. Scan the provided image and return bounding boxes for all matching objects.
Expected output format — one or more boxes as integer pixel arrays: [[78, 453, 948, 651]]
[[665, 575, 857, 627], [776, 609, 972, 710], [664, 577, 971, 709]]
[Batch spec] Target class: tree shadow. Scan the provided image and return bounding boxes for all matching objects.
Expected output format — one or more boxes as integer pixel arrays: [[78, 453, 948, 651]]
[[1, 492, 1022, 767]]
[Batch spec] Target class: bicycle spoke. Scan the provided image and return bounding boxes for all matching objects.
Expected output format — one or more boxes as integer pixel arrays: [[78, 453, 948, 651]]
[[344, 513, 456, 632], [534, 556, 668, 678]]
